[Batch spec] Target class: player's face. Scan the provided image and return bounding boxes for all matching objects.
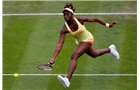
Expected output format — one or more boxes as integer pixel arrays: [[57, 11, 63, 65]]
[[63, 11, 73, 21]]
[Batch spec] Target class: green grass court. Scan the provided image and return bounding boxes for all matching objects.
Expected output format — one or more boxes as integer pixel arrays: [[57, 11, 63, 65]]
[[3, 1, 137, 90]]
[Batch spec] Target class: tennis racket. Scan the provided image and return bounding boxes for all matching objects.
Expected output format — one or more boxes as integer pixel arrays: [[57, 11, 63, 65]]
[[37, 64, 53, 71]]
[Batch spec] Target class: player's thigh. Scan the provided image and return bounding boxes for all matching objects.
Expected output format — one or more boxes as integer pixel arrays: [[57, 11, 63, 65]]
[[72, 42, 91, 59]]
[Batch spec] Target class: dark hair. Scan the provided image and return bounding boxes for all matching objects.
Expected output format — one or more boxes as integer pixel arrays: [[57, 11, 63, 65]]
[[64, 3, 76, 12]]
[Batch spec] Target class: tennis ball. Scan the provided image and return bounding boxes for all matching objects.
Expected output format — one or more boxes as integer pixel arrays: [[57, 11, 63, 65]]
[[14, 73, 18, 78]]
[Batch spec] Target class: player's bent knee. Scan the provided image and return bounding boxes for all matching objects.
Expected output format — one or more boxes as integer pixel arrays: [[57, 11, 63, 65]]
[[86, 51, 98, 58], [71, 53, 80, 60], [92, 56, 97, 58]]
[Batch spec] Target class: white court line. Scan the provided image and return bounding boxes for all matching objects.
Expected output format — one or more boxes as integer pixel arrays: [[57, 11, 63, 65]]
[[2, 74, 137, 76], [2, 13, 137, 16], [3, 0, 137, 1]]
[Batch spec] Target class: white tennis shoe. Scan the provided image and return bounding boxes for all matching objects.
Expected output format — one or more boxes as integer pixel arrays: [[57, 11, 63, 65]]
[[109, 44, 120, 60], [57, 75, 70, 88]]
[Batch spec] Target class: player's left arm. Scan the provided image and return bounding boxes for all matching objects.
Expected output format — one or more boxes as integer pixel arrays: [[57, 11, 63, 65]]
[[77, 16, 117, 28]]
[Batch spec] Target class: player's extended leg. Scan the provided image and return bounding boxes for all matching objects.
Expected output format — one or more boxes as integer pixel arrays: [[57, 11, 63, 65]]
[[67, 42, 92, 81], [57, 42, 91, 88], [86, 44, 120, 59], [85, 46, 110, 58]]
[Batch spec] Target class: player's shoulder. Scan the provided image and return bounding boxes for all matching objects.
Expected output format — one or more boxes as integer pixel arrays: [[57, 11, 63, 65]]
[[76, 16, 88, 24], [76, 16, 88, 21], [60, 24, 69, 34]]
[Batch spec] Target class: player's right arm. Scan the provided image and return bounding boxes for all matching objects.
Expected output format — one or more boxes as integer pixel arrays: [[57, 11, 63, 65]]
[[49, 25, 68, 64]]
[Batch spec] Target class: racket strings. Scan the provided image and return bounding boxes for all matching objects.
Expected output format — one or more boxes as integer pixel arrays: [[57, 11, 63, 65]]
[[38, 64, 53, 71]]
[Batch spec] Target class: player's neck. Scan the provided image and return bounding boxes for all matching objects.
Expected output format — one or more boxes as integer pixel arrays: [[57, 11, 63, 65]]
[[67, 17, 75, 25]]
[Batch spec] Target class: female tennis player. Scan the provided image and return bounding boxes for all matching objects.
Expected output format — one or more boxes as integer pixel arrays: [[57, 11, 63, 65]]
[[48, 3, 120, 88]]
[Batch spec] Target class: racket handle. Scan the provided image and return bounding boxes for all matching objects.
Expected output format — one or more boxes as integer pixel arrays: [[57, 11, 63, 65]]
[[48, 60, 55, 65]]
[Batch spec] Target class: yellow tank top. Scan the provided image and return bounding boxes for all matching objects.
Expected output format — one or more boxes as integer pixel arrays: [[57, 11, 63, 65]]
[[65, 17, 94, 44]]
